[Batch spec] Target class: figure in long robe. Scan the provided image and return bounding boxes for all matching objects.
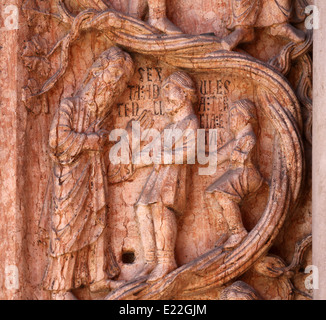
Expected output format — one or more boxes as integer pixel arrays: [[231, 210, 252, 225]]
[[205, 100, 264, 250], [134, 71, 199, 282], [40, 47, 134, 300]]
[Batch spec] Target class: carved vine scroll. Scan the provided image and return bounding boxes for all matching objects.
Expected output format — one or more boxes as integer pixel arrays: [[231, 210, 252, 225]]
[[25, 0, 309, 300], [103, 61, 304, 300]]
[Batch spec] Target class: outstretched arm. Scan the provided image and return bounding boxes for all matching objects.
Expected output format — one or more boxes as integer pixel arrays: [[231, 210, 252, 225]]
[[203, 138, 235, 167], [215, 139, 235, 165], [230, 131, 256, 164], [49, 100, 107, 163]]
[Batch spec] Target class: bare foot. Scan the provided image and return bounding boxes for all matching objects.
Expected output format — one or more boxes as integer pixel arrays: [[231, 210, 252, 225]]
[[147, 261, 177, 283], [221, 27, 255, 51], [215, 233, 229, 248], [148, 17, 183, 35], [269, 23, 306, 43], [223, 230, 248, 251], [51, 291, 77, 300], [109, 280, 127, 291], [134, 262, 156, 279], [90, 279, 126, 293]]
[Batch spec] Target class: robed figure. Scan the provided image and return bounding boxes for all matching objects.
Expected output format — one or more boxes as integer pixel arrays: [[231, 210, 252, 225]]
[[222, 0, 306, 50], [40, 47, 134, 300]]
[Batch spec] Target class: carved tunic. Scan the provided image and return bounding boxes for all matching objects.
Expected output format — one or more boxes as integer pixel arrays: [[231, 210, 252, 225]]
[[206, 126, 263, 203], [136, 113, 199, 215], [229, 0, 261, 29], [41, 97, 119, 291], [229, 0, 292, 29], [47, 97, 109, 256]]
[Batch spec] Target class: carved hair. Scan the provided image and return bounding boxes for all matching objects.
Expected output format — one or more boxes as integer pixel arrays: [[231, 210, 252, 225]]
[[79, 46, 134, 91], [230, 99, 257, 123], [162, 71, 198, 105]]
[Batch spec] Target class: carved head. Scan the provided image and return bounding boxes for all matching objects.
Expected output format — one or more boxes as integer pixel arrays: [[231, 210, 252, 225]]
[[229, 99, 257, 133], [79, 46, 134, 111], [161, 71, 197, 116]]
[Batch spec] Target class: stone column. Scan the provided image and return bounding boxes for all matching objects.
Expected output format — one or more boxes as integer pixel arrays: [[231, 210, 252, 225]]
[[0, 0, 24, 299], [313, 0, 326, 301]]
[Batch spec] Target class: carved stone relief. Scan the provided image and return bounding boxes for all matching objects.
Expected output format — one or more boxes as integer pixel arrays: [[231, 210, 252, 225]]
[[19, 0, 313, 300]]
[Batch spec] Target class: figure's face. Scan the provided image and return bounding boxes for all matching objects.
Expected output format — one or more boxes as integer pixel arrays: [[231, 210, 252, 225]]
[[93, 62, 129, 110], [162, 81, 186, 116], [229, 107, 247, 133]]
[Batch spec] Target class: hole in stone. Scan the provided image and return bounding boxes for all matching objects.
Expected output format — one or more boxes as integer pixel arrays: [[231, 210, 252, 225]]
[[122, 251, 136, 264]]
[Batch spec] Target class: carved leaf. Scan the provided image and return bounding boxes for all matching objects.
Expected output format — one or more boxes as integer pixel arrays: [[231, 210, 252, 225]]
[[22, 35, 51, 76]]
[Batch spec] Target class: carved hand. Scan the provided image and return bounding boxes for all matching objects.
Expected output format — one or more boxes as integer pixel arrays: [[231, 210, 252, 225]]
[[126, 110, 154, 134], [138, 110, 154, 131], [83, 130, 110, 151], [97, 129, 111, 148]]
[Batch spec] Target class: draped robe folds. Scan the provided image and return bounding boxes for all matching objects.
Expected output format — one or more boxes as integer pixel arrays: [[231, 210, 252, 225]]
[[136, 114, 199, 215], [206, 127, 264, 203], [229, 0, 293, 29], [40, 97, 119, 290]]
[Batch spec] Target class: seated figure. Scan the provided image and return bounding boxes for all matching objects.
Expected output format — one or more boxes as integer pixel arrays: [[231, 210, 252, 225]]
[[222, 0, 306, 50], [205, 100, 264, 250]]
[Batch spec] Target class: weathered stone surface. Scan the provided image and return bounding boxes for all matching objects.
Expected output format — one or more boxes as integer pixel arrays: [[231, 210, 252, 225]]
[[313, 0, 326, 301], [0, 0, 313, 300]]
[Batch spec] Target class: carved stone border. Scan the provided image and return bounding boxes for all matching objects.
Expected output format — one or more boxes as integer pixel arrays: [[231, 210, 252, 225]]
[[107, 18, 303, 300], [28, 8, 304, 300], [105, 54, 304, 299]]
